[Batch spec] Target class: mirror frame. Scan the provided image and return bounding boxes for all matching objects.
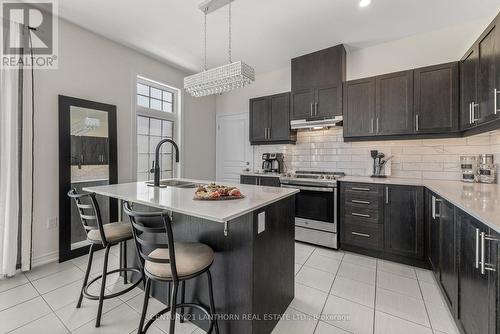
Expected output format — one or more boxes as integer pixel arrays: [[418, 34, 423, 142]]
[[58, 95, 118, 262]]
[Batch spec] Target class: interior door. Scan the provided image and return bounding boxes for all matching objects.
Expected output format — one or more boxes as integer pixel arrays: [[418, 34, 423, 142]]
[[376, 71, 414, 135], [461, 47, 479, 129], [216, 113, 252, 183], [458, 210, 490, 334]]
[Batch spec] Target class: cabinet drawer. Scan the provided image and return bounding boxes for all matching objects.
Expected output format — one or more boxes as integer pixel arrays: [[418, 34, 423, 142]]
[[344, 204, 380, 220], [345, 212, 381, 225], [343, 182, 382, 195], [344, 192, 380, 209], [344, 222, 383, 250]]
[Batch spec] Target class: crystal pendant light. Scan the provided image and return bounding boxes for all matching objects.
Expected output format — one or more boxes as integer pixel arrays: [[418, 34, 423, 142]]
[[184, 0, 255, 97]]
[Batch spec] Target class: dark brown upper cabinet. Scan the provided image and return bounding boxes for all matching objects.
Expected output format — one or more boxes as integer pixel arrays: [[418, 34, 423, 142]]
[[376, 70, 414, 135], [344, 62, 459, 141], [291, 45, 346, 121], [460, 46, 479, 130], [461, 12, 500, 135], [249, 92, 296, 145], [343, 77, 376, 137], [414, 62, 460, 134]]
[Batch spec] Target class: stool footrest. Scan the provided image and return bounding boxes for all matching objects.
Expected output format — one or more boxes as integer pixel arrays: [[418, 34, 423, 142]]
[[83, 268, 142, 300]]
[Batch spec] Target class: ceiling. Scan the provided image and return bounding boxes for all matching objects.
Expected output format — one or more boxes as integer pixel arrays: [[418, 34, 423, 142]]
[[57, 0, 500, 74]]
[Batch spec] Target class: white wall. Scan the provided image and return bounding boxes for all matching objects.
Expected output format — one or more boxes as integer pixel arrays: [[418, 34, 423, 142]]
[[216, 18, 491, 117], [32, 19, 216, 265], [347, 18, 491, 80]]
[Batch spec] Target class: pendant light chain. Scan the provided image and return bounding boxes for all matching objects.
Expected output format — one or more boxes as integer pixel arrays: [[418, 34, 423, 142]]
[[203, 8, 208, 70], [228, 0, 232, 63]]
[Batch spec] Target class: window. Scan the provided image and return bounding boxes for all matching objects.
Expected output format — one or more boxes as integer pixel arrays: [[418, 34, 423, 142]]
[[135, 77, 179, 182], [137, 82, 174, 113]]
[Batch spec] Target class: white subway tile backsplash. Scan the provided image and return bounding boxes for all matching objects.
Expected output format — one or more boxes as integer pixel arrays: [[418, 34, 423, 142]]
[[252, 128, 500, 181]]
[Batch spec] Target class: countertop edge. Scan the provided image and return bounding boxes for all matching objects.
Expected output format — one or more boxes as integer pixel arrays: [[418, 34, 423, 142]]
[[339, 177, 500, 234], [82, 186, 299, 223]]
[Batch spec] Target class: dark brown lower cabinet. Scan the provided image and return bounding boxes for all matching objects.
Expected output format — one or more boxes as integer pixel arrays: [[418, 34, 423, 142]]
[[240, 175, 280, 188], [438, 198, 458, 314], [457, 210, 491, 334], [340, 182, 426, 267], [383, 185, 424, 260], [426, 191, 440, 274]]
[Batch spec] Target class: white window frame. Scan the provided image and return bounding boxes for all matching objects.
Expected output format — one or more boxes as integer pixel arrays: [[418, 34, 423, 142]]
[[134, 75, 181, 181]]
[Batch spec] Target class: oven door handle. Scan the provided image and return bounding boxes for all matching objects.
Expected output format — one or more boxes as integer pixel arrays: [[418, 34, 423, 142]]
[[281, 184, 334, 192]]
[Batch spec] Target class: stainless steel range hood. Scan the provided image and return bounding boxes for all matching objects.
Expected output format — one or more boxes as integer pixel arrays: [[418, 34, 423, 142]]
[[290, 116, 343, 130]]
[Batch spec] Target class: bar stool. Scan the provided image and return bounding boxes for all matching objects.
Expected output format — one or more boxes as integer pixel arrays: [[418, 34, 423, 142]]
[[68, 189, 142, 327], [123, 202, 220, 334]]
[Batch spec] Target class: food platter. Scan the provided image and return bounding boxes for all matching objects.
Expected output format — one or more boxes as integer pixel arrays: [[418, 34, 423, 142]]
[[193, 183, 244, 201]]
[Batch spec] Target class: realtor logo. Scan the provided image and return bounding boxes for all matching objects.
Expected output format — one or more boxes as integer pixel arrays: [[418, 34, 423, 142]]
[[1, 0, 58, 68]]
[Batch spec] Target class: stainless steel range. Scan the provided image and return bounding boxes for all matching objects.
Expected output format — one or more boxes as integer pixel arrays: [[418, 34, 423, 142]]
[[280, 171, 344, 249]]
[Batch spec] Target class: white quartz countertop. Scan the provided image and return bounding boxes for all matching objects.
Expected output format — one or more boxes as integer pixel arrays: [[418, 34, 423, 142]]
[[340, 176, 500, 233], [83, 179, 298, 223]]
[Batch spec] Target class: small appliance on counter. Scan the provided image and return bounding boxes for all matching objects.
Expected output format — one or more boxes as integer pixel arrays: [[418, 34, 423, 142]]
[[370, 150, 392, 178], [261, 153, 284, 174], [460, 155, 478, 183], [478, 154, 496, 184]]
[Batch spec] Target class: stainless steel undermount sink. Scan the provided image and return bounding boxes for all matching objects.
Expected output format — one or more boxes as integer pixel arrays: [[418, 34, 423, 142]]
[[145, 180, 199, 188]]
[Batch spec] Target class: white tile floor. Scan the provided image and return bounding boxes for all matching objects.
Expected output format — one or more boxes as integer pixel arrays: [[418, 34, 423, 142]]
[[0, 243, 460, 334]]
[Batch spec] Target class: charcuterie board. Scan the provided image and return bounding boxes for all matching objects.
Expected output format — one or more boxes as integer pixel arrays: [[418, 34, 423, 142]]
[[193, 183, 244, 201]]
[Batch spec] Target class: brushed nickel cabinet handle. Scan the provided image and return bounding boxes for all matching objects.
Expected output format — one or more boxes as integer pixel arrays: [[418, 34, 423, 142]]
[[469, 102, 473, 124], [371, 118, 374, 133], [352, 212, 370, 218], [415, 114, 420, 132], [352, 187, 371, 192], [376, 117, 379, 133], [352, 200, 371, 205], [385, 186, 389, 204], [475, 228, 480, 269], [310, 103, 314, 117], [351, 232, 371, 238], [481, 231, 486, 275], [495, 89, 499, 115]]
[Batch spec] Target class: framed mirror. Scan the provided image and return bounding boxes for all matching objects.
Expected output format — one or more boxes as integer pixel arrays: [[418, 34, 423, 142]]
[[58, 95, 118, 262]]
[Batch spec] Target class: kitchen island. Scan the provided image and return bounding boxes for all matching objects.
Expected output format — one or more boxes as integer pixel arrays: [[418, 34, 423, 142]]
[[83, 179, 298, 334]]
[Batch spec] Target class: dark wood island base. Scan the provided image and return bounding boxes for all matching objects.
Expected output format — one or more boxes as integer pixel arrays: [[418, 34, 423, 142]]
[[125, 196, 295, 334]]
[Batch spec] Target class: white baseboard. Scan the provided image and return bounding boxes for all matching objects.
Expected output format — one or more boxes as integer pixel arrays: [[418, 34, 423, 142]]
[[31, 250, 59, 268]]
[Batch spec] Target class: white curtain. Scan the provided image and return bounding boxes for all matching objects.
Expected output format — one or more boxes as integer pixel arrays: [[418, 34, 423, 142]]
[[0, 22, 34, 277]]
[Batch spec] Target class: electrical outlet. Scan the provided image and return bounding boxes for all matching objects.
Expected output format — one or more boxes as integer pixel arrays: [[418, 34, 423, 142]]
[[47, 217, 58, 229]]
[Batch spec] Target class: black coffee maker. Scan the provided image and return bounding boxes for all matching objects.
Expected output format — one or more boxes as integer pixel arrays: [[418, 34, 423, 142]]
[[262, 153, 284, 173]]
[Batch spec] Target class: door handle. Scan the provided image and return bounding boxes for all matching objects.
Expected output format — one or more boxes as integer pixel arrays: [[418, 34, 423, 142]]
[[371, 118, 374, 133], [431, 196, 436, 219], [385, 186, 389, 204], [415, 114, 420, 132], [376, 117, 379, 133], [310, 103, 314, 117], [351, 231, 371, 238]]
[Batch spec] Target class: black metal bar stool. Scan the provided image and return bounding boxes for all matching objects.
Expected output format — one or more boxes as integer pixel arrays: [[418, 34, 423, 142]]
[[123, 202, 220, 334], [68, 189, 142, 327]]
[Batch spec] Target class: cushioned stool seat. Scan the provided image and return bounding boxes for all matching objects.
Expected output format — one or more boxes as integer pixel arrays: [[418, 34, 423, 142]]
[[145, 242, 214, 279], [87, 222, 133, 244]]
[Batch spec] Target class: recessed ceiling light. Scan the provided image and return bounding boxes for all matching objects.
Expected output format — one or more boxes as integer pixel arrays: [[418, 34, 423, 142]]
[[359, 0, 371, 7]]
